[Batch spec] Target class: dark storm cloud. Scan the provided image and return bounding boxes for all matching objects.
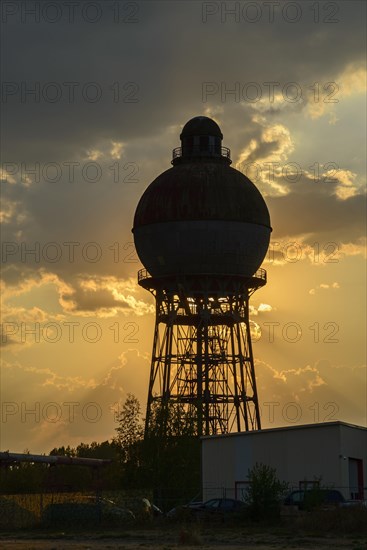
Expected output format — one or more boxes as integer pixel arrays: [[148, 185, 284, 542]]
[[249, 126, 366, 241], [61, 284, 127, 313], [268, 187, 366, 242], [1, 0, 365, 312], [1, 1, 365, 162]]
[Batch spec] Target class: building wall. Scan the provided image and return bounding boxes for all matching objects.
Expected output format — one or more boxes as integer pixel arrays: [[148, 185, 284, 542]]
[[201, 422, 367, 501], [340, 424, 367, 499]]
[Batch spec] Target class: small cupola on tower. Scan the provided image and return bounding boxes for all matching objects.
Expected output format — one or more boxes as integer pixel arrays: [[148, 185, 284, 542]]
[[172, 115, 231, 164]]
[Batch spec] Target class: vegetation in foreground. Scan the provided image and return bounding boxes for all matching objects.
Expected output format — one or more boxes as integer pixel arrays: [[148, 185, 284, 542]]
[[1, 395, 201, 511], [1, 394, 366, 545]]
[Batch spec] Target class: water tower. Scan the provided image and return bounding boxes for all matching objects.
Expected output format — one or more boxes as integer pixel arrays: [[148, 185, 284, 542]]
[[132, 116, 271, 437]]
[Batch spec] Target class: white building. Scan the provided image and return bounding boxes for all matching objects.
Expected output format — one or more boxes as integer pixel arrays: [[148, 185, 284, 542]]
[[201, 421, 367, 501]]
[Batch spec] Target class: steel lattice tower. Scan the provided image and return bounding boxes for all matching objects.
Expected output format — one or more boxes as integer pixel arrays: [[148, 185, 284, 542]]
[[133, 117, 272, 437]]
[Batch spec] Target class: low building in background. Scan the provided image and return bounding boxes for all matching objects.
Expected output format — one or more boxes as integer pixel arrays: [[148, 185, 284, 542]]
[[201, 421, 367, 502]]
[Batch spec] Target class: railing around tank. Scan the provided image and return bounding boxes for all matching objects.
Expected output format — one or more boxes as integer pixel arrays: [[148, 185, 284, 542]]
[[138, 268, 151, 283], [172, 145, 231, 161], [253, 267, 267, 283], [138, 267, 266, 284]]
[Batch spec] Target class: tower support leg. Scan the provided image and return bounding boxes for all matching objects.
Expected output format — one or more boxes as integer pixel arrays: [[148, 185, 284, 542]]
[[144, 283, 262, 437]]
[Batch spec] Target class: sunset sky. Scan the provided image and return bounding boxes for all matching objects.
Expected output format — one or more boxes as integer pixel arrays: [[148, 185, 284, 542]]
[[1, 0, 366, 454]]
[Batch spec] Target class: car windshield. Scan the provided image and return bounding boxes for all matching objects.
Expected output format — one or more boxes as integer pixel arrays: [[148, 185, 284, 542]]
[[204, 499, 220, 508], [221, 499, 235, 510], [290, 491, 304, 503]]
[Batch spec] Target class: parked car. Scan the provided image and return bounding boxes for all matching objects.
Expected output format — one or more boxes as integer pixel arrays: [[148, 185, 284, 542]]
[[284, 489, 347, 510], [166, 499, 203, 518], [42, 496, 135, 526], [42, 502, 99, 526], [92, 496, 136, 522], [198, 498, 247, 514], [167, 498, 246, 519]]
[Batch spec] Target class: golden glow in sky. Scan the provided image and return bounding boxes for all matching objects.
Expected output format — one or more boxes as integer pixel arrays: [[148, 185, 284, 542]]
[[1, 1, 366, 453]]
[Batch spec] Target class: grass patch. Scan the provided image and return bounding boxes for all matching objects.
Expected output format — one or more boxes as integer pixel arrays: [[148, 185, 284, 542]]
[[291, 507, 367, 536], [178, 527, 203, 546]]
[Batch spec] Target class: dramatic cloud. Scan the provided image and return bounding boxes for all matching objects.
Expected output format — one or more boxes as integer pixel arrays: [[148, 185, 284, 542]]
[[256, 359, 366, 428], [0, 348, 150, 452], [1, 0, 365, 451]]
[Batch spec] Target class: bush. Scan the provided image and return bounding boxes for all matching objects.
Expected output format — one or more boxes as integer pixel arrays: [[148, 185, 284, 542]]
[[245, 462, 288, 521]]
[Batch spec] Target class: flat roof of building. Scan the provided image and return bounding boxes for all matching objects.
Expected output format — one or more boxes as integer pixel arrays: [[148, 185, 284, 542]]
[[201, 421, 367, 441]]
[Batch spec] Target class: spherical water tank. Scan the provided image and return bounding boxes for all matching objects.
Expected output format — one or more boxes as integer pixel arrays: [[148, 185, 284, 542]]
[[133, 116, 271, 278]]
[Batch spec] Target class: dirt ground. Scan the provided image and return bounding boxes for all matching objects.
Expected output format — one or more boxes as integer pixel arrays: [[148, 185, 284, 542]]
[[0, 529, 366, 550]]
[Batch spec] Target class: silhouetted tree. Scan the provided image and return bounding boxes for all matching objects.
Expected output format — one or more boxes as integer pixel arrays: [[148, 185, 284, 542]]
[[140, 401, 201, 508], [50, 445, 76, 457], [114, 394, 144, 461], [2, 395, 201, 501]]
